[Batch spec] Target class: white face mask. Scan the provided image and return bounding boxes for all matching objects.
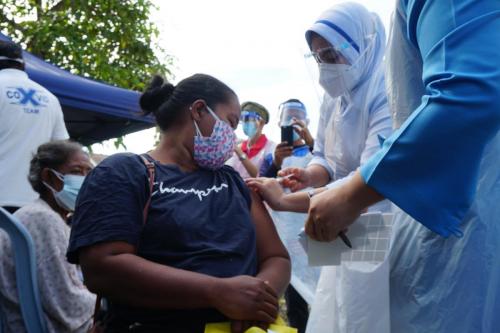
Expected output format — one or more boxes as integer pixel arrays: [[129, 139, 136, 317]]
[[318, 63, 361, 98]]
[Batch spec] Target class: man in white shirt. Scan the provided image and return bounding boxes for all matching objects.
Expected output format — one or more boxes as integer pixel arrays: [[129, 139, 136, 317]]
[[0, 40, 69, 213]]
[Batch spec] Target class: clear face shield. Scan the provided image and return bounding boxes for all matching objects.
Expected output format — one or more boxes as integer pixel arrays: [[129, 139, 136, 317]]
[[240, 110, 262, 124], [279, 102, 309, 144], [240, 110, 263, 138], [279, 103, 308, 127], [304, 34, 376, 100], [305, 42, 352, 65]]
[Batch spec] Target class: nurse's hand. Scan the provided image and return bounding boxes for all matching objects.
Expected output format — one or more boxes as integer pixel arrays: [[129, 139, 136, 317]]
[[245, 177, 290, 211], [278, 167, 311, 192], [306, 187, 362, 242], [305, 171, 384, 241]]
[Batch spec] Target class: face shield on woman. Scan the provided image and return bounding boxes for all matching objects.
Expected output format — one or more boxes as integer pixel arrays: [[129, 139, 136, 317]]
[[304, 2, 385, 102], [305, 33, 376, 99], [240, 110, 263, 139]]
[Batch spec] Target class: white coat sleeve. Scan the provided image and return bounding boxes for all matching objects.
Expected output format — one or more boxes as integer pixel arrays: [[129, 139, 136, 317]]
[[308, 95, 334, 179], [326, 94, 392, 190]]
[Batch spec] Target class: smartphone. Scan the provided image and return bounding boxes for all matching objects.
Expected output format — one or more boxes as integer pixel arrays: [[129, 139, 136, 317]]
[[281, 125, 294, 146]]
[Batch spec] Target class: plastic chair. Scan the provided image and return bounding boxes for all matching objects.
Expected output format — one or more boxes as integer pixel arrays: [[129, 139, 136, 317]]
[[0, 208, 48, 333], [1, 305, 4, 333]]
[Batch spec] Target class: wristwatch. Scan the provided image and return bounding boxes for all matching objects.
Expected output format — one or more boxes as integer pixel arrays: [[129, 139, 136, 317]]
[[238, 153, 248, 161]]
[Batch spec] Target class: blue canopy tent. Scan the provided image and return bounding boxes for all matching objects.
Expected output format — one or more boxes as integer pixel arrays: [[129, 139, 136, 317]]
[[0, 33, 155, 146]]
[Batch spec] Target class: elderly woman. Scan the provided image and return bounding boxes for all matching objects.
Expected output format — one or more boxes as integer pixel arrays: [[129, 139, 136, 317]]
[[0, 140, 95, 333]]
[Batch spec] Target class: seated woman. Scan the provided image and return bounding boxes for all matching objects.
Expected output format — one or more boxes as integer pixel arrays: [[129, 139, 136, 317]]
[[67, 74, 291, 333], [0, 140, 96, 333]]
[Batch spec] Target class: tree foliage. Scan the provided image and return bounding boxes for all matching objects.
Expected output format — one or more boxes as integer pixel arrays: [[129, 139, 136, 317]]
[[0, 0, 173, 91]]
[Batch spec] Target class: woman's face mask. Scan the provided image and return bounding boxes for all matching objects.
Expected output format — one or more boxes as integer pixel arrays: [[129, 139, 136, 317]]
[[242, 121, 258, 138], [316, 34, 375, 98], [43, 169, 85, 211], [240, 111, 262, 139], [193, 106, 236, 170], [319, 63, 361, 98]]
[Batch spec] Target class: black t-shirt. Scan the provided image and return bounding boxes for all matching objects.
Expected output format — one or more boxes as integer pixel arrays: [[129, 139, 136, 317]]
[[67, 153, 257, 330]]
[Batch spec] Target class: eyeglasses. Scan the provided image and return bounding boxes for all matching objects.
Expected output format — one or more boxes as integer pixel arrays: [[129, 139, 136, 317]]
[[305, 34, 376, 64], [305, 46, 347, 64]]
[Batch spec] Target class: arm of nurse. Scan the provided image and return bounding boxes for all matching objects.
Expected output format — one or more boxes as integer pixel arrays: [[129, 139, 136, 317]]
[[246, 177, 327, 213]]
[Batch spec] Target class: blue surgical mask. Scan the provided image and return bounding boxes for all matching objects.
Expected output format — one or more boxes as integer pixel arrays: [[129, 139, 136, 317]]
[[43, 169, 85, 211], [292, 130, 301, 142], [242, 121, 258, 138]]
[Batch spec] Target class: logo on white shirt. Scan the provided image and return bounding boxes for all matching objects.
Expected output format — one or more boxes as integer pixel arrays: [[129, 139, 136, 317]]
[[6, 86, 49, 113]]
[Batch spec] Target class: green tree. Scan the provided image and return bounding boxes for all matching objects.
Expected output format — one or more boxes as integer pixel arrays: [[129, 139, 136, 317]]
[[0, 0, 172, 92]]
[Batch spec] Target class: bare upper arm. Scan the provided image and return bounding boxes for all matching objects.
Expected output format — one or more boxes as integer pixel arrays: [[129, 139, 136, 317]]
[[78, 241, 136, 286], [249, 191, 290, 264]]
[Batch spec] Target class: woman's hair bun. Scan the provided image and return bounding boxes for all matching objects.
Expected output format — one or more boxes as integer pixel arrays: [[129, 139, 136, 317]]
[[140, 75, 175, 115]]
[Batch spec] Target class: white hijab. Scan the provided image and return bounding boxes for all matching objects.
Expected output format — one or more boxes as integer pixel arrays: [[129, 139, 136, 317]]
[[305, 2, 389, 181]]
